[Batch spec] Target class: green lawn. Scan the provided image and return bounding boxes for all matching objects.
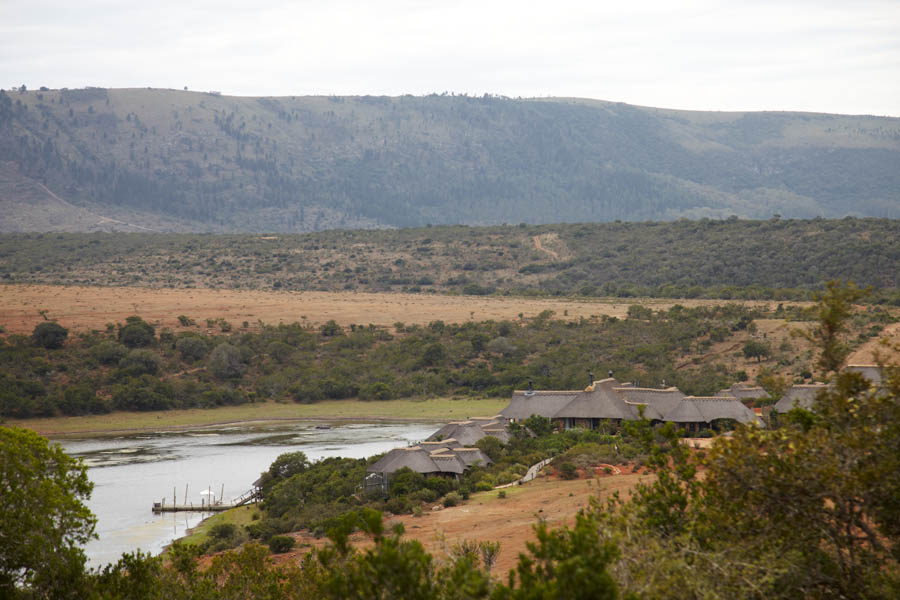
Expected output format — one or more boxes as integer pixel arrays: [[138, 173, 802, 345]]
[[177, 504, 260, 547], [8, 397, 510, 436]]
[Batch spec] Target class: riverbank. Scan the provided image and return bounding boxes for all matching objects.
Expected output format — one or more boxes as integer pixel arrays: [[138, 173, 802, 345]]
[[7, 397, 509, 436]]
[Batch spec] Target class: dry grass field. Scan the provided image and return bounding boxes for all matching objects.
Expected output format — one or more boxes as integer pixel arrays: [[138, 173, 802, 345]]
[[274, 468, 649, 575], [0, 284, 801, 335]]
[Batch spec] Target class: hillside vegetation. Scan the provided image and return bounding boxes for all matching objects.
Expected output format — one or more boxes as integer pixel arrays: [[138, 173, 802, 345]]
[[2, 219, 899, 301], [1, 87, 898, 232], [2, 303, 857, 420]]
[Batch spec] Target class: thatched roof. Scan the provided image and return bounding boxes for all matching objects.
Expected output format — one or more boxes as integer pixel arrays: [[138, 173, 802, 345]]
[[845, 364, 884, 386], [773, 383, 828, 412], [555, 379, 635, 420], [718, 383, 768, 400], [426, 421, 509, 445], [501, 391, 579, 420], [429, 454, 466, 475], [451, 447, 492, 468], [419, 439, 462, 450], [615, 387, 684, 420], [368, 447, 444, 475], [687, 397, 758, 423], [367, 445, 491, 476], [663, 398, 707, 423]]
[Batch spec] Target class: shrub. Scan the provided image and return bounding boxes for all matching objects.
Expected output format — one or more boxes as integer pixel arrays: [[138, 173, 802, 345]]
[[384, 496, 411, 514], [208, 343, 246, 379], [498, 490, 507, 499], [176, 336, 208, 362], [32, 322, 68, 349], [268, 535, 295, 554], [118, 316, 155, 348], [209, 523, 237, 540], [443, 492, 462, 507], [93, 341, 128, 365], [558, 462, 578, 480], [119, 349, 162, 377]]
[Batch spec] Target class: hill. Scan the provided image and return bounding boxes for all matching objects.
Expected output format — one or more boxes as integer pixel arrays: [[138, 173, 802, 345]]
[[1, 87, 898, 232], [2, 219, 899, 301]]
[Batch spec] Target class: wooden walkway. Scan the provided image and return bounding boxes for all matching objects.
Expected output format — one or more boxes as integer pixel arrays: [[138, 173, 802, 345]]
[[152, 502, 237, 513]]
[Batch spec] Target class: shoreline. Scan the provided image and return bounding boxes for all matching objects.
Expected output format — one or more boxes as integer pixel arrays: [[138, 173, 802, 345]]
[[37, 415, 447, 438], [5, 397, 509, 438]]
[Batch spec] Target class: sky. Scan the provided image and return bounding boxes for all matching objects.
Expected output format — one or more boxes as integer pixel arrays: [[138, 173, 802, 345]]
[[2, 0, 899, 116]]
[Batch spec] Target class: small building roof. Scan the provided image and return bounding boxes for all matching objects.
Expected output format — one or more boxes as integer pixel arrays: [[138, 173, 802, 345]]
[[845, 364, 884, 386], [773, 383, 829, 413], [718, 383, 768, 400]]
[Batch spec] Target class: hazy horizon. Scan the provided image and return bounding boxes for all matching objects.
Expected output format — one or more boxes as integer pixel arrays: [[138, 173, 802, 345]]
[[3, 0, 899, 117]]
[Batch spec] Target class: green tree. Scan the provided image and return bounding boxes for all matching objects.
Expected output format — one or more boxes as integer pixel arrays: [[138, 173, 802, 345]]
[[495, 511, 618, 600], [0, 427, 96, 598], [175, 335, 208, 362], [741, 339, 770, 363], [32, 321, 68, 349], [799, 280, 869, 375], [208, 343, 247, 380], [118, 316, 155, 348], [119, 349, 162, 376]]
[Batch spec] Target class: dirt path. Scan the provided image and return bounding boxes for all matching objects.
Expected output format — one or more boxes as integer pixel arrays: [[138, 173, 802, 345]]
[[532, 234, 559, 260]]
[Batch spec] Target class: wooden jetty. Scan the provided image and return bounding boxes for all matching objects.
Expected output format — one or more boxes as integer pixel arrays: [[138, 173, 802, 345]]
[[152, 501, 237, 513], [151, 485, 258, 513]]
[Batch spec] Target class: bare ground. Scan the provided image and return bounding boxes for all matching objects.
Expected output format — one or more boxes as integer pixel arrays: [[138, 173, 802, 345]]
[[273, 468, 649, 575]]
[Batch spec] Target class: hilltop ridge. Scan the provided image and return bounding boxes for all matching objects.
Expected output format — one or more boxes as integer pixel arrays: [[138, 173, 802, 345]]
[[1, 88, 899, 232]]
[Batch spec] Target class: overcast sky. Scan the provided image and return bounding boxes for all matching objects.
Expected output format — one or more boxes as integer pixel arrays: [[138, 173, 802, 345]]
[[2, 0, 899, 116]]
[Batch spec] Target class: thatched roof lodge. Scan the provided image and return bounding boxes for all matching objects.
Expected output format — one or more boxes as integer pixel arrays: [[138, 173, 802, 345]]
[[502, 377, 761, 431], [366, 444, 491, 480]]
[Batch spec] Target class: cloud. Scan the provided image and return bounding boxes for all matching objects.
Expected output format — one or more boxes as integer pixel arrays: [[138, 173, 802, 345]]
[[2, 0, 898, 115]]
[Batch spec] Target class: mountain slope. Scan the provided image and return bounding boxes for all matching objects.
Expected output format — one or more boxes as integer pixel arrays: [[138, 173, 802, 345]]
[[1, 88, 898, 232]]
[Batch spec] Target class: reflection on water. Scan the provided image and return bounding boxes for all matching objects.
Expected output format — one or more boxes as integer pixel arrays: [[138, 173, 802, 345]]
[[56, 421, 439, 567]]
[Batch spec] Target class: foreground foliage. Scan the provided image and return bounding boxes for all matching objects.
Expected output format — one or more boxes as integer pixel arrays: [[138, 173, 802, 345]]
[[0, 427, 95, 598]]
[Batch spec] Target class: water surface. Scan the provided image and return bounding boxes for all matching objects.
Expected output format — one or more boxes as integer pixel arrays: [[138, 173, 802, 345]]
[[57, 421, 439, 566]]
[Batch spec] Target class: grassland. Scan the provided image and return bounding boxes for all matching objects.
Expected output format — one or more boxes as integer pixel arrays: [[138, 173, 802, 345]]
[[7, 397, 509, 436]]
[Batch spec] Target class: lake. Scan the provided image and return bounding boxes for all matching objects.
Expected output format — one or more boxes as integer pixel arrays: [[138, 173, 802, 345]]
[[56, 420, 441, 567]]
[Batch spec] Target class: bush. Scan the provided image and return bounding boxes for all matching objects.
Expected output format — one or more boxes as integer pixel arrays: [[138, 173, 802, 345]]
[[93, 341, 128, 365], [208, 343, 246, 379], [118, 316, 155, 348], [558, 462, 578, 480], [209, 523, 237, 540], [443, 492, 462, 507], [267, 535, 295, 554], [383, 496, 411, 514], [32, 322, 68, 349], [176, 336, 208, 362], [119, 349, 162, 376]]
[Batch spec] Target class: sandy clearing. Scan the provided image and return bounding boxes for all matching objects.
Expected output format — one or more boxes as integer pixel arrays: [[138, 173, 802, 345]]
[[848, 320, 900, 365], [0, 284, 795, 334]]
